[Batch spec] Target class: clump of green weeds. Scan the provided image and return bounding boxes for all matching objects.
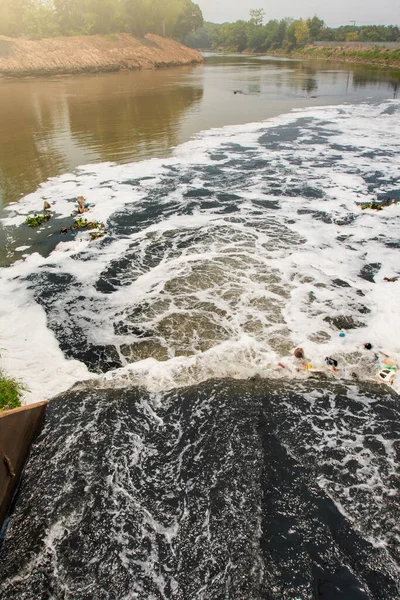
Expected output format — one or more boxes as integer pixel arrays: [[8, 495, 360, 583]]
[[0, 370, 24, 411], [73, 217, 89, 229], [90, 230, 105, 241], [25, 213, 51, 228], [66, 218, 106, 241], [72, 218, 105, 231]]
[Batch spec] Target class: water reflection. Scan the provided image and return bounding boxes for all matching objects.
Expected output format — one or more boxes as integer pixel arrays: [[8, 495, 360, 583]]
[[0, 56, 399, 207], [0, 69, 203, 206], [352, 68, 400, 97], [0, 85, 68, 206]]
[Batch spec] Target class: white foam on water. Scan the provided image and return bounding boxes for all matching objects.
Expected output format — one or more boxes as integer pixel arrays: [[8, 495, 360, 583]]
[[0, 100, 399, 403], [0, 254, 94, 405]]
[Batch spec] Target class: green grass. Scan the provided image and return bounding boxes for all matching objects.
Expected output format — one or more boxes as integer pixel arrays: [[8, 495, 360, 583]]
[[0, 371, 24, 411], [295, 45, 400, 65]]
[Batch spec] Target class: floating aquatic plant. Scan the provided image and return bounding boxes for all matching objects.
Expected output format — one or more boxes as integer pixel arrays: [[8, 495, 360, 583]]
[[25, 213, 51, 228], [73, 217, 89, 229], [363, 203, 383, 211], [87, 221, 104, 230], [90, 231, 105, 241], [68, 217, 106, 240]]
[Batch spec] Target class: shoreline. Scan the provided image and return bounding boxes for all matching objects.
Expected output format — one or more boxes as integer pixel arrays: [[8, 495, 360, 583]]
[[0, 33, 204, 78], [208, 45, 400, 70], [264, 45, 400, 70]]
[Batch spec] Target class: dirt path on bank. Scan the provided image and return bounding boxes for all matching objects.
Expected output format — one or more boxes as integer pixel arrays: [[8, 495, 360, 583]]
[[0, 33, 204, 77]]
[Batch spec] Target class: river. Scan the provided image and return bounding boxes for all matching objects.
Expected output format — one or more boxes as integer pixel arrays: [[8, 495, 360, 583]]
[[0, 55, 399, 598], [0, 54, 399, 210]]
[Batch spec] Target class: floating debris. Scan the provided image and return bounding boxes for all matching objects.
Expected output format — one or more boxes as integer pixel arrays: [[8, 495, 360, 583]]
[[357, 194, 398, 211], [90, 231, 105, 241], [360, 202, 383, 211], [25, 213, 51, 228], [77, 196, 89, 214], [376, 367, 397, 385], [59, 216, 106, 241], [325, 357, 338, 367]]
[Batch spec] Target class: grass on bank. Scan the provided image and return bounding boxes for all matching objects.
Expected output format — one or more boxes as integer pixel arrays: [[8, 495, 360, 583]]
[[0, 370, 23, 411], [300, 46, 400, 64]]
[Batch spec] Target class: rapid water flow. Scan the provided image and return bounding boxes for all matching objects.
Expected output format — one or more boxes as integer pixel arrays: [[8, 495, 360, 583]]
[[1, 99, 399, 402], [0, 56, 399, 598]]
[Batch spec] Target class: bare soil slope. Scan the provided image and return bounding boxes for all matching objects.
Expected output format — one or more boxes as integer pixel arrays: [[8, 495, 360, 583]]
[[0, 33, 204, 77]]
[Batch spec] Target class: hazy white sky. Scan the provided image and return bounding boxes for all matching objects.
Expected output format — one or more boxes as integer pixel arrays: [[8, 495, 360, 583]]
[[196, 0, 400, 27]]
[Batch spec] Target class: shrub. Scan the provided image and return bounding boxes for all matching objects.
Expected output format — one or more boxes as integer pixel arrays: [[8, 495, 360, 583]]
[[0, 371, 24, 411]]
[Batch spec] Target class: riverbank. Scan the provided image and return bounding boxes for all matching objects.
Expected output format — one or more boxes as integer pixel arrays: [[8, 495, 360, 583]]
[[268, 44, 400, 69], [0, 33, 204, 78]]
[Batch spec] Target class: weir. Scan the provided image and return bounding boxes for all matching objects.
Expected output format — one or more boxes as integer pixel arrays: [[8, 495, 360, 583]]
[[0, 401, 47, 532], [0, 379, 399, 598]]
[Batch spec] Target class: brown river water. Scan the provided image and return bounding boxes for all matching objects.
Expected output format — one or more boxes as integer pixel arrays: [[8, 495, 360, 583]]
[[0, 53, 399, 210]]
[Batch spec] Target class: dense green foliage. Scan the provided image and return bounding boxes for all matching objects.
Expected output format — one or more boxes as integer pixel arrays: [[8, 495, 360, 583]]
[[0, 371, 23, 411], [0, 0, 203, 39], [183, 11, 400, 52]]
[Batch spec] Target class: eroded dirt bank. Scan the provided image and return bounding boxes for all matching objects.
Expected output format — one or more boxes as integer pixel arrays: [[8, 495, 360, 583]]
[[0, 33, 204, 77]]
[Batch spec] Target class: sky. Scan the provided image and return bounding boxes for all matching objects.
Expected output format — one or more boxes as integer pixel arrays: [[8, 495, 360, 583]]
[[195, 0, 400, 27]]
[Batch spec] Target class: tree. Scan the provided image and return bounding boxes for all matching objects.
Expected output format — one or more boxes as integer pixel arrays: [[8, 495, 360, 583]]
[[0, 0, 13, 36], [173, 1, 203, 39], [271, 18, 288, 48], [294, 19, 310, 45], [345, 31, 359, 41], [306, 16, 324, 41], [216, 20, 248, 51], [0, 0, 31, 36], [122, 0, 151, 37], [249, 8, 265, 27], [53, 0, 95, 35], [22, 0, 59, 38], [90, 0, 119, 34], [247, 24, 268, 51], [181, 21, 218, 49]]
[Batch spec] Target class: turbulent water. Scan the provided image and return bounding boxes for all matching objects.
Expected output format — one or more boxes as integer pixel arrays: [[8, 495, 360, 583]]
[[0, 379, 400, 599], [0, 99, 400, 598], [0, 100, 399, 402]]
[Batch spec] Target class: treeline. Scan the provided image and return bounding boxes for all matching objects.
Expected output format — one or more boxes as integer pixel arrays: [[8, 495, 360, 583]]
[[182, 11, 400, 52], [0, 0, 203, 39]]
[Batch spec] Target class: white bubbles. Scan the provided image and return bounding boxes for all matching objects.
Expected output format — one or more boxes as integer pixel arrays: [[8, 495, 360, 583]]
[[1, 100, 400, 403]]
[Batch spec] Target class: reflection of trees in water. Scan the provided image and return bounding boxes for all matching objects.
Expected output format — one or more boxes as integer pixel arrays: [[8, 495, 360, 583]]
[[0, 70, 203, 206], [283, 65, 319, 95], [66, 74, 203, 163], [247, 83, 261, 94], [302, 77, 318, 93], [0, 85, 68, 206], [352, 68, 400, 95]]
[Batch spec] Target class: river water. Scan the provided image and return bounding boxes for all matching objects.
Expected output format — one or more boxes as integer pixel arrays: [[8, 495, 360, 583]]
[[0, 55, 399, 598], [0, 54, 399, 210]]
